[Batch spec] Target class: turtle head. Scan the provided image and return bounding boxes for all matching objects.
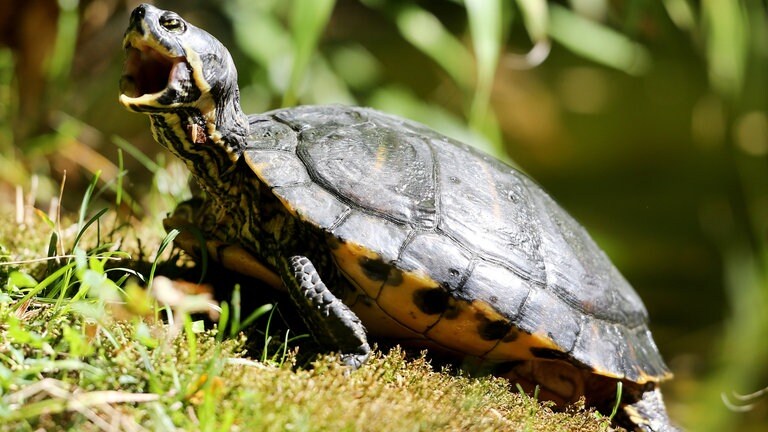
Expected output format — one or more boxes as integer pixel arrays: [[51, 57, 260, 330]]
[[119, 4, 248, 158]]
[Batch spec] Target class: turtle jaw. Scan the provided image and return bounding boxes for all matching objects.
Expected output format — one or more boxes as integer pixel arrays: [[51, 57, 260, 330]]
[[119, 37, 189, 111]]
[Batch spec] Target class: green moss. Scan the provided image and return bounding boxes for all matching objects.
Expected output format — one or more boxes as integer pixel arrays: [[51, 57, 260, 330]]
[[0, 299, 617, 431]]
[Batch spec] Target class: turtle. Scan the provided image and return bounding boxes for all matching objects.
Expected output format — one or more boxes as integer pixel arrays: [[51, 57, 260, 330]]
[[118, 4, 678, 431]]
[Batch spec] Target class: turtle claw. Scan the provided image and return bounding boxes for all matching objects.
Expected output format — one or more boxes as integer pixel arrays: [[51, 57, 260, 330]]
[[340, 349, 371, 371], [287, 255, 372, 369]]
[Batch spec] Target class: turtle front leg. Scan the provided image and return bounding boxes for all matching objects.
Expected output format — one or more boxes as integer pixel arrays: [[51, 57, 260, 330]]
[[164, 201, 284, 291], [286, 255, 371, 369]]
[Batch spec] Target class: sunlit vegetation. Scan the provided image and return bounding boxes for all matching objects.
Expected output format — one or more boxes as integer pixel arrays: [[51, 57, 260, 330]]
[[0, 0, 766, 430]]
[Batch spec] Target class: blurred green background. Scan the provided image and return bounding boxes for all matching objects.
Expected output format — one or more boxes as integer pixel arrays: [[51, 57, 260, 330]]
[[0, 0, 766, 430]]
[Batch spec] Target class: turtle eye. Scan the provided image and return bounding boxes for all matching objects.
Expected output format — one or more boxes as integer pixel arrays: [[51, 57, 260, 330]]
[[160, 14, 186, 33]]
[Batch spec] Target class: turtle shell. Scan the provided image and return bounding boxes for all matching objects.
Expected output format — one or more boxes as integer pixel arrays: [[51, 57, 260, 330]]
[[243, 105, 670, 384]]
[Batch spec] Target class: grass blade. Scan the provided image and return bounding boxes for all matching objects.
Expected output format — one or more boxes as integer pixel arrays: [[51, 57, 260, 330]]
[[46, 0, 79, 83], [516, 0, 549, 43], [702, 0, 748, 97], [116, 148, 124, 206], [112, 135, 161, 173], [548, 4, 651, 75], [465, 0, 503, 128], [230, 285, 241, 338], [609, 381, 623, 420], [463, 0, 505, 153], [147, 229, 180, 290], [240, 303, 274, 332], [72, 208, 109, 252], [77, 171, 101, 230], [283, 0, 336, 106], [13, 261, 78, 308], [393, 4, 474, 91]]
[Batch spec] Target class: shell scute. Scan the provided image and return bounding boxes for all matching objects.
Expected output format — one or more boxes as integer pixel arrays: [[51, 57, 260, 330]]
[[515, 288, 581, 355], [247, 117, 298, 152], [244, 150, 310, 188], [460, 261, 531, 320], [271, 183, 348, 229], [398, 233, 471, 292]]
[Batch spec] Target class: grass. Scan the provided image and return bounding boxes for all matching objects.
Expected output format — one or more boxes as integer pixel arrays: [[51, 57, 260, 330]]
[[3, 1, 766, 430], [0, 180, 617, 431], [0, 308, 615, 432], [0, 304, 613, 431]]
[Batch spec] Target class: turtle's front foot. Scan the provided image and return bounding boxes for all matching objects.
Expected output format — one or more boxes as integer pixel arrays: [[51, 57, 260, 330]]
[[340, 350, 371, 370], [287, 255, 371, 370]]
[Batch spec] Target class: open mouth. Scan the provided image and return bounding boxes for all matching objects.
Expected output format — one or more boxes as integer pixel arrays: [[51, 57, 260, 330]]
[[120, 41, 187, 101]]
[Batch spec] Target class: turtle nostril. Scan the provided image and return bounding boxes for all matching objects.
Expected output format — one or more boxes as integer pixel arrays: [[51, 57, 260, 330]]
[[130, 4, 146, 23]]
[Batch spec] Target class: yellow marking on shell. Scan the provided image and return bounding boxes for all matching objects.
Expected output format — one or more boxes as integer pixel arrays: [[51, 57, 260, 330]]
[[423, 298, 559, 360], [332, 237, 570, 356], [349, 296, 425, 340], [246, 161, 272, 188], [625, 341, 673, 383], [472, 299, 505, 320], [330, 236, 634, 367], [424, 300, 498, 356], [484, 328, 562, 362], [633, 368, 670, 385], [587, 365, 623, 381], [464, 300, 562, 361], [376, 268, 443, 333], [374, 144, 387, 171], [329, 240, 383, 296], [329, 239, 430, 339], [330, 239, 441, 333]]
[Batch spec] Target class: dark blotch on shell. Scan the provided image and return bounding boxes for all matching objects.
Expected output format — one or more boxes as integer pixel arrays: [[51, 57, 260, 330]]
[[413, 287, 450, 315], [478, 318, 513, 341], [359, 257, 392, 282]]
